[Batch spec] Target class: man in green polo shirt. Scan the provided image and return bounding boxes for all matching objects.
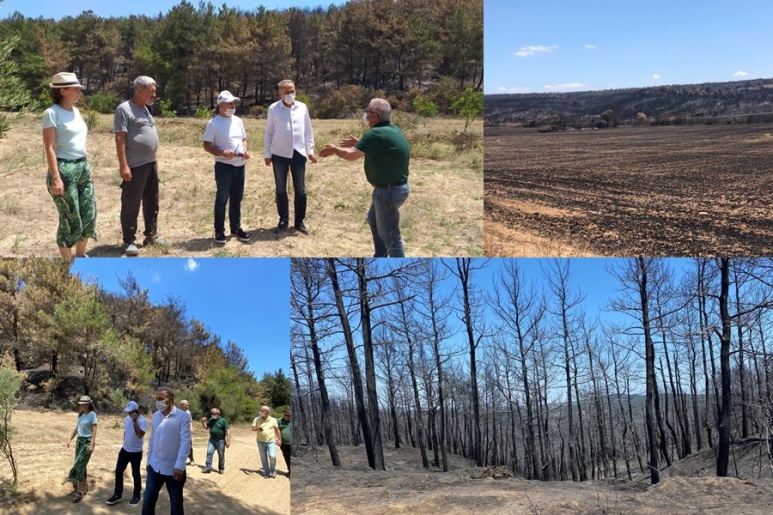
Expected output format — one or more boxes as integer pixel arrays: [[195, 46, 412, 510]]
[[200, 408, 230, 474], [277, 410, 292, 476], [319, 98, 410, 257]]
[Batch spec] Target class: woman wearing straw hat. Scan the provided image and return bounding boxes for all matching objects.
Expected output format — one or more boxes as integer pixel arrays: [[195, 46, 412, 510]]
[[65, 395, 98, 503], [42, 72, 97, 258]]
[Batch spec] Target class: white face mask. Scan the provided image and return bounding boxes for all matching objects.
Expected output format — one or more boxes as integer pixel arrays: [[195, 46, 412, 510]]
[[224, 108, 235, 117], [156, 400, 168, 411], [362, 112, 369, 124], [283, 93, 295, 104]]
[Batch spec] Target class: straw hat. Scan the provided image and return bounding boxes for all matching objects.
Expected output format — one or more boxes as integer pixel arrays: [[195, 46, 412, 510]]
[[77, 395, 93, 404], [49, 72, 85, 89]]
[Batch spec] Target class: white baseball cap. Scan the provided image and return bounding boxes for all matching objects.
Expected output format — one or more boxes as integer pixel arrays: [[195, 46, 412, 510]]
[[217, 90, 239, 104], [124, 400, 139, 412]]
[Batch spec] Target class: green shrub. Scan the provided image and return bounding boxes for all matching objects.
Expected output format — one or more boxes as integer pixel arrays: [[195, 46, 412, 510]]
[[451, 87, 483, 133], [194, 107, 212, 119], [87, 92, 118, 114], [413, 96, 439, 117], [158, 98, 177, 118]]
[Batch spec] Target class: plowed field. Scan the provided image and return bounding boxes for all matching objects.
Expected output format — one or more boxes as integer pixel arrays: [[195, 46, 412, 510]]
[[485, 125, 773, 256]]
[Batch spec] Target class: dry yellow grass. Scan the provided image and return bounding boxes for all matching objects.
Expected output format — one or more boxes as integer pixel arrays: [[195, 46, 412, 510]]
[[0, 113, 482, 257]]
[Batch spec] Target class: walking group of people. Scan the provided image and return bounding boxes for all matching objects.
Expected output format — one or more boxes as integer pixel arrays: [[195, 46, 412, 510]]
[[43, 72, 411, 258], [65, 389, 291, 514]]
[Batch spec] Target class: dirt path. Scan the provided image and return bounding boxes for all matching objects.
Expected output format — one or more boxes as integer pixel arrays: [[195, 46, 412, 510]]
[[0, 410, 289, 514]]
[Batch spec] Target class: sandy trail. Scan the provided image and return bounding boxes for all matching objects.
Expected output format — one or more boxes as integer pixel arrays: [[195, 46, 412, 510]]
[[0, 410, 289, 514]]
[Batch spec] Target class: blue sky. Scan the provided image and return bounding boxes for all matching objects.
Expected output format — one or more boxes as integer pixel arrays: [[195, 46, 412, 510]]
[[0, 0, 348, 19], [485, 0, 773, 94], [71, 258, 289, 379]]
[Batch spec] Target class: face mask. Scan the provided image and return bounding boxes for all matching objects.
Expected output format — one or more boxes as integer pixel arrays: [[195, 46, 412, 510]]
[[224, 108, 235, 117], [156, 400, 168, 411], [284, 93, 295, 104], [362, 112, 369, 124], [212, 415, 219, 420]]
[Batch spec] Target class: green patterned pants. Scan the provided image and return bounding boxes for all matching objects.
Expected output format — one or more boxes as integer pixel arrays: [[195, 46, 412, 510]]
[[46, 158, 97, 248], [67, 436, 92, 483]]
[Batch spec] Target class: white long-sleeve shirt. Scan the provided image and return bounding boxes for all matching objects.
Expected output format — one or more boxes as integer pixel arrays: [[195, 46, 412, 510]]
[[147, 405, 190, 476], [263, 100, 315, 159]]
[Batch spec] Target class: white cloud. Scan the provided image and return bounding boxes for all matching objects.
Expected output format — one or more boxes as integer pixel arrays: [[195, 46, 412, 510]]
[[652, 74, 662, 80], [184, 258, 199, 272], [514, 44, 558, 57], [497, 86, 530, 93], [584, 44, 596, 49], [734, 70, 748, 77], [544, 83, 584, 90]]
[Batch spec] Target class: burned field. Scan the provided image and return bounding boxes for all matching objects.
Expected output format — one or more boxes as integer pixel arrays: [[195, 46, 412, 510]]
[[485, 124, 773, 256]]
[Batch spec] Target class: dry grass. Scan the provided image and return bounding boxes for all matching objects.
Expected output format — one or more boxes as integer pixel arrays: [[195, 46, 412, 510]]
[[0, 113, 482, 257]]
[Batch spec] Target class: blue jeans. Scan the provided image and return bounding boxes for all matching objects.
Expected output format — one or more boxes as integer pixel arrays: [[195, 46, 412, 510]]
[[257, 441, 276, 476], [272, 151, 307, 224], [114, 448, 143, 498], [205, 438, 225, 471], [142, 465, 185, 515], [214, 162, 245, 233], [367, 183, 409, 257]]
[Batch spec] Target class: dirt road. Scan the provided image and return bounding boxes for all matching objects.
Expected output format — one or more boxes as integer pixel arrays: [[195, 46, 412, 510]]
[[0, 410, 289, 514]]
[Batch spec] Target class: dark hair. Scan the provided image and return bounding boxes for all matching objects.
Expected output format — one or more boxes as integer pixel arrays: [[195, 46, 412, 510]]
[[50, 88, 65, 104], [155, 386, 174, 399], [77, 402, 95, 415]]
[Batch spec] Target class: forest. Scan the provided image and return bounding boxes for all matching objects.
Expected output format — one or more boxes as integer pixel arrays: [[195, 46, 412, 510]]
[[0, 0, 482, 116], [485, 78, 773, 129], [0, 259, 290, 422], [290, 258, 773, 484]]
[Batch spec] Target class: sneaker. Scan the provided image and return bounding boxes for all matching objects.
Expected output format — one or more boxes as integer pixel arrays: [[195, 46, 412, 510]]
[[142, 236, 167, 246], [202, 467, 212, 473], [124, 243, 140, 256], [106, 494, 122, 505], [128, 495, 141, 507], [189, 460, 196, 466], [218, 469, 224, 475], [294, 222, 309, 235], [231, 228, 250, 242], [271, 470, 277, 478], [273, 222, 289, 234], [214, 232, 227, 245]]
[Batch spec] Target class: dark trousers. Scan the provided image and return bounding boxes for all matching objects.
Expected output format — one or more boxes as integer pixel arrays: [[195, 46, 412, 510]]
[[272, 151, 307, 225], [280, 443, 291, 473], [214, 162, 245, 233], [142, 466, 185, 515], [188, 442, 194, 463], [114, 447, 143, 498], [121, 161, 159, 244]]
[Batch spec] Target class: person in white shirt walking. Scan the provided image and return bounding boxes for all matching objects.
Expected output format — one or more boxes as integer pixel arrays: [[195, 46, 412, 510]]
[[107, 401, 147, 507], [179, 400, 195, 466], [142, 387, 190, 515], [264, 79, 317, 235], [203, 90, 251, 245]]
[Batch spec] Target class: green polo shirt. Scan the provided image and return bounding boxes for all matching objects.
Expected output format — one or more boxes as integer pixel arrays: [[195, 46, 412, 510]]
[[207, 417, 229, 440], [354, 121, 410, 185], [278, 417, 292, 445]]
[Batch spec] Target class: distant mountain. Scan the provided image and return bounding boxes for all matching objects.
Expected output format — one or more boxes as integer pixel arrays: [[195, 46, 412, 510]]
[[485, 78, 773, 128]]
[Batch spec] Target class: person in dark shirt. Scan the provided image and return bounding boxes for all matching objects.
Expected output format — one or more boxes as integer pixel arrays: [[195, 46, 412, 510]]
[[200, 408, 230, 474]]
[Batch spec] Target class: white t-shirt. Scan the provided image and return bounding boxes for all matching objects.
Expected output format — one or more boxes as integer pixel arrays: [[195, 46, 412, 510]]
[[202, 114, 247, 166], [122, 415, 148, 453], [42, 104, 87, 160]]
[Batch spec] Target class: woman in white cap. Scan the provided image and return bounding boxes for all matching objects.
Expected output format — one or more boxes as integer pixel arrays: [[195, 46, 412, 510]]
[[65, 395, 98, 503], [42, 71, 97, 258]]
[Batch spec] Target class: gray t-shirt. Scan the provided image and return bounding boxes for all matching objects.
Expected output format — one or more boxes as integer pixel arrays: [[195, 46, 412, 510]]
[[114, 100, 159, 168]]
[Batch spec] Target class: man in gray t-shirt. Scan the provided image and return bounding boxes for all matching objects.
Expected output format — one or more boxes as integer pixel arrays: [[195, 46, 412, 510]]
[[114, 76, 162, 256]]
